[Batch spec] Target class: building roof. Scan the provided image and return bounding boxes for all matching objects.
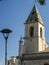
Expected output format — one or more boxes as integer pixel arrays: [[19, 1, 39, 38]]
[[25, 4, 44, 25], [17, 52, 49, 60], [16, 48, 49, 60]]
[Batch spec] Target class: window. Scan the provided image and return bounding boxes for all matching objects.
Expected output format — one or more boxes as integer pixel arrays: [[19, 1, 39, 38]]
[[8, 61, 10, 65], [30, 27, 34, 37], [40, 27, 42, 38], [44, 63, 49, 65], [32, 11, 35, 14]]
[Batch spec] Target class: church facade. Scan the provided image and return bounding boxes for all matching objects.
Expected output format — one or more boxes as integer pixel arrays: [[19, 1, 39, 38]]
[[19, 4, 48, 54], [7, 4, 49, 65], [18, 4, 49, 65]]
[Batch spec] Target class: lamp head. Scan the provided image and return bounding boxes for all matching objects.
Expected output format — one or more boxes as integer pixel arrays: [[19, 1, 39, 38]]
[[0, 29, 12, 33], [0, 29, 12, 38]]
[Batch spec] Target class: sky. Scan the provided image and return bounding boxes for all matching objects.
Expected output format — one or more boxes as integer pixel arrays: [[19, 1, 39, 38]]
[[0, 0, 49, 65]]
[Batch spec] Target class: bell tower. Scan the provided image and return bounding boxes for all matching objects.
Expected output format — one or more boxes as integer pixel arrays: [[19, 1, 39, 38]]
[[24, 4, 48, 53]]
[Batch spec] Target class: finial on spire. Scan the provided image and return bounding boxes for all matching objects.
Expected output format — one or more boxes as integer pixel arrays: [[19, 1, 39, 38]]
[[34, 0, 37, 7], [35, 0, 37, 4], [35, 0, 37, 3]]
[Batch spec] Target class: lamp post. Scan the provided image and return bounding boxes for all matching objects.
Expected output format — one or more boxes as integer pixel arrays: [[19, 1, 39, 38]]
[[0, 29, 12, 65]]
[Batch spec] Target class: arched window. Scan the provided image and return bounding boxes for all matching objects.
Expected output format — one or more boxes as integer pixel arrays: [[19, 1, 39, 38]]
[[40, 27, 42, 38], [8, 61, 10, 65], [44, 63, 49, 65], [30, 27, 34, 37]]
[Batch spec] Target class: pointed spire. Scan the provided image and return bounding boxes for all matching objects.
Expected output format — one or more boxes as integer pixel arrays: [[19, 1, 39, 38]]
[[25, 4, 44, 25]]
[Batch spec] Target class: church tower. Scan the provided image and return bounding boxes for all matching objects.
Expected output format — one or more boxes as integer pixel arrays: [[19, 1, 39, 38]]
[[23, 4, 48, 53]]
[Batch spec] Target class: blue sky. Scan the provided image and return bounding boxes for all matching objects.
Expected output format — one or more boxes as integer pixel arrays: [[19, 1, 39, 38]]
[[0, 0, 49, 65]]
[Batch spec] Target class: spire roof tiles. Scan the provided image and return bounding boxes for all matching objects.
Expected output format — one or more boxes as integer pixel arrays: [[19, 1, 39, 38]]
[[25, 4, 44, 25]]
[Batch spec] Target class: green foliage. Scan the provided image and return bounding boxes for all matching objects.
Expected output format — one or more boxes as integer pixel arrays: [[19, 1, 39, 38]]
[[37, 0, 46, 5]]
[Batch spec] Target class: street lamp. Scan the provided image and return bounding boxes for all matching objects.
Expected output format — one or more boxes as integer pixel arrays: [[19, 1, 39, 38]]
[[0, 29, 12, 65]]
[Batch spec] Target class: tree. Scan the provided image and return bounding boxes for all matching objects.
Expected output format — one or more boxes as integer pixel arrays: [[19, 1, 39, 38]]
[[37, 0, 46, 5]]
